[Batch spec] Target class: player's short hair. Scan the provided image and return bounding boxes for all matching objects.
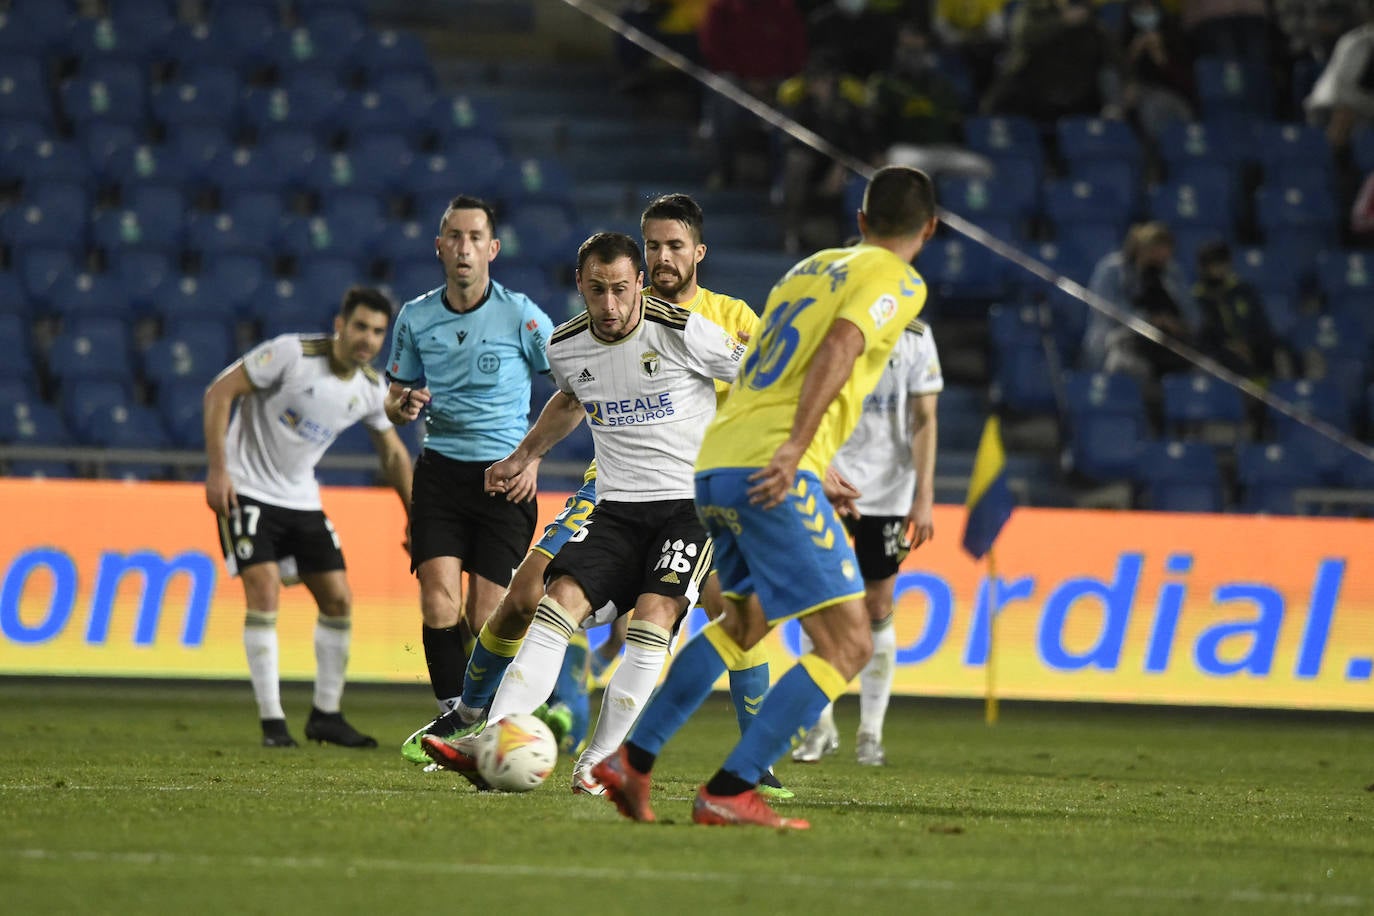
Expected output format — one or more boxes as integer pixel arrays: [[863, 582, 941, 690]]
[[577, 231, 644, 274], [641, 193, 704, 244], [441, 194, 498, 236], [339, 285, 394, 321], [861, 166, 936, 237]]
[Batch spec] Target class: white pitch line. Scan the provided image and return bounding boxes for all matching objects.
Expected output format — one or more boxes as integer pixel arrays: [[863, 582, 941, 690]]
[[5, 848, 1367, 908]]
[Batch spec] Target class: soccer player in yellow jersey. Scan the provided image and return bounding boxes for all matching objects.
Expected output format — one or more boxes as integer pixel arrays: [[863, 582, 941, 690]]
[[594, 166, 939, 829]]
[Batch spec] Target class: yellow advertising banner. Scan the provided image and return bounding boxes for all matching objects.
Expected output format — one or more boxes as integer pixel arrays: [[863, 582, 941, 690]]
[[1, 479, 1371, 711]]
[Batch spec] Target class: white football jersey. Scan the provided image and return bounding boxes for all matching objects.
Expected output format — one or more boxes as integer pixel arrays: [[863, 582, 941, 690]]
[[832, 319, 943, 516], [548, 296, 746, 502], [227, 334, 392, 511]]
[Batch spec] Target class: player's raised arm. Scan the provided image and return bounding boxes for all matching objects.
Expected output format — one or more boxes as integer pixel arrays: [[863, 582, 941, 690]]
[[203, 360, 255, 515], [747, 318, 866, 509]]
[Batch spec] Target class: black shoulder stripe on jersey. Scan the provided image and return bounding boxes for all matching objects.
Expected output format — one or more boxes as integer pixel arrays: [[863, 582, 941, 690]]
[[360, 364, 381, 384], [643, 298, 690, 330], [300, 336, 331, 356], [551, 313, 591, 345], [904, 318, 928, 336]]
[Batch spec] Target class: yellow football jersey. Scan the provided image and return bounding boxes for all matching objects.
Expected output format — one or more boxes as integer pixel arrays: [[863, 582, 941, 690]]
[[696, 244, 927, 477]]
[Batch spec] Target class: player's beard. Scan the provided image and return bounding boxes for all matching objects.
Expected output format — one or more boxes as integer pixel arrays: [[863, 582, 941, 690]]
[[651, 263, 693, 301]]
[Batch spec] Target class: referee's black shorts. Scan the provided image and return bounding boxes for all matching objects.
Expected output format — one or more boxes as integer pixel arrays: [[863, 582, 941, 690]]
[[408, 449, 537, 585]]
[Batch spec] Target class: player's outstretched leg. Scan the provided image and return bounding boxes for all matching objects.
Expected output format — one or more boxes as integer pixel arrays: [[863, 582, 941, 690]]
[[420, 733, 491, 790], [855, 613, 896, 766]]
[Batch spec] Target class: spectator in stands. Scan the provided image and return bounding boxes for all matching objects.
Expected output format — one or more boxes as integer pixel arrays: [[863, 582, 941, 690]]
[[867, 20, 994, 179], [775, 54, 875, 251], [1119, 0, 1197, 142], [980, 0, 1120, 124], [1304, 12, 1374, 152], [1082, 221, 1199, 385], [1192, 239, 1287, 382], [931, 0, 1010, 99], [1274, 0, 1359, 120], [698, 0, 809, 187]]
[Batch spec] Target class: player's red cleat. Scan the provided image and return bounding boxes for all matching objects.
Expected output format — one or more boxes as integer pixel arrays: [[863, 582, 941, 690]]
[[691, 787, 810, 830], [591, 746, 656, 823], [420, 733, 491, 791]]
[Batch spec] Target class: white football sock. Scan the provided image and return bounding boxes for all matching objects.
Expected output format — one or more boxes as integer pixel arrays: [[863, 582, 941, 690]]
[[487, 598, 575, 723], [579, 619, 671, 768], [244, 610, 284, 720], [858, 614, 896, 739], [313, 614, 350, 714]]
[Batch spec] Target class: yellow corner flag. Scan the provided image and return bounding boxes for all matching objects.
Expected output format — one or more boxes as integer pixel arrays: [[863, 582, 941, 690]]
[[961, 416, 1014, 559], [962, 416, 1015, 725]]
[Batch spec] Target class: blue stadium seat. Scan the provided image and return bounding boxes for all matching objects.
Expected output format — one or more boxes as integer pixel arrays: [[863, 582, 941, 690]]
[[163, 123, 232, 180], [1338, 450, 1374, 490], [273, 10, 366, 72], [495, 157, 574, 206], [205, 144, 284, 196], [1056, 116, 1144, 170], [1353, 124, 1374, 175], [425, 94, 506, 148], [964, 115, 1044, 174], [60, 378, 134, 440], [492, 260, 555, 310], [366, 69, 436, 126], [1157, 118, 1248, 178], [59, 68, 148, 130], [1252, 121, 1332, 185], [158, 384, 205, 449], [386, 257, 441, 306], [0, 401, 73, 446], [1160, 371, 1245, 442], [15, 244, 82, 305], [1266, 377, 1352, 438], [0, 55, 54, 125], [545, 415, 595, 466], [0, 7, 62, 55], [144, 319, 235, 389], [1067, 408, 1145, 482], [1063, 370, 1146, 419], [85, 403, 171, 449], [149, 63, 242, 130], [294, 254, 367, 313], [154, 21, 241, 72], [1066, 158, 1141, 213], [374, 219, 429, 269], [0, 375, 36, 407], [332, 89, 416, 142], [1315, 249, 1374, 313], [1254, 183, 1339, 241], [342, 134, 414, 188], [0, 120, 56, 180], [185, 209, 269, 258], [937, 172, 1038, 234], [1134, 439, 1223, 513], [109, 0, 178, 32], [65, 15, 172, 66], [355, 27, 434, 86], [321, 190, 388, 241], [0, 269, 33, 318], [1236, 442, 1315, 514], [277, 213, 379, 262], [1, 201, 77, 250], [207, 2, 280, 68], [109, 248, 174, 312], [0, 314, 34, 373], [253, 127, 321, 184], [1230, 244, 1300, 303], [1194, 57, 1272, 120], [155, 272, 226, 324], [240, 85, 342, 145], [13, 138, 90, 187], [990, 340, 1058, 415], [219, 188, 288, 247], [77, 121, 140, 178], [91, 199, 184, 255], [1289, 313, 1370, 376], [44, 270, 131, 322], [1147, 180, 1235, 238], [502, 199, 582, 270], [920, 235, 1010, 309], [247, 276, 328, 329], [933, 384, 983, 452], [1043, 178, 1131, 240], [199, 252, 270, 317], [101, 141, 194, 192], [300, 149, 394, 198]]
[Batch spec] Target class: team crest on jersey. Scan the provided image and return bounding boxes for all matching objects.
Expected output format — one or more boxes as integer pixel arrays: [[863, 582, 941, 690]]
[[640, 350, 660, 377], [868, 294, 899, 329], [254, 348, 274, 366], [280, 408, 301, 430], [478, 353, 500, 373]]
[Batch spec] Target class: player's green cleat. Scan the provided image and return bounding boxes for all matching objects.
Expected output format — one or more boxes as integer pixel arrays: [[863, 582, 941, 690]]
[[400, 710, 484, 765], [756, 768, 794, 800]]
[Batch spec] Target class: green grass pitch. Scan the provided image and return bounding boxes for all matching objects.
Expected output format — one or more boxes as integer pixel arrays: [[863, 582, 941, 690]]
[[2, 678, 1371, 915]]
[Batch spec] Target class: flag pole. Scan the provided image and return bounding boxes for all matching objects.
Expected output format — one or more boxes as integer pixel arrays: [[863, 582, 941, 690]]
[[984, 548, 999, 726]]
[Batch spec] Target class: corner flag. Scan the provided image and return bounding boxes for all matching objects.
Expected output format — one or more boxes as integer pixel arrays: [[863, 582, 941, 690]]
[[962, 416, 1014, 559]]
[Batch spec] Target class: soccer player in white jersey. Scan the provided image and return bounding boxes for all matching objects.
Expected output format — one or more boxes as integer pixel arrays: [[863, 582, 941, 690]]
[[204, 286, 414, 748], [793, 318, 942, 766], [421, 231, 746, 788]]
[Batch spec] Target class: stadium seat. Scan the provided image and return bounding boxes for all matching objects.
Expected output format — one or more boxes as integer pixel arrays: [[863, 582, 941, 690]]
[[59, 68, 148, 130], [44, 270, 131, 323], [1042, 179, 1131, 241], [300, 149, 395, 198], [85, 403, 171, 449], [158, 384, 205, 449], [65, 15, 172, 66], [963, 115, 1044, 175], [990, 340, 1059, 416], [198, 252, 270, 317], [934, 384, 984, 451], [207, 2, 280, 69], [154, 272, 226, 324], [218, 188, 288, 248], [1252, 122, 1332, 186], [1056, 116, 1144, 171], [1160, 371, 1246, 443], [254, 127, 322, 185], [1066, 408, 1145, 482], [495, 157, 575, 206], [277, 212, 380, 262], [77, 121, 141, 178], [240, 85, 342, 146], [332, 89, 416, 142], [1315, 249, 1374, 313], [1147, 180, 1236, 238], [425, 93, 505, 148], [491, 260, 556, 310], [386, 257, 442, 306], [0, 55, 54, 125], [355, 27, 433, 87], [1288, 313, 1370, 376], [342, 135, 415, 190], [149, 63, 242, 130], [1, 201, 76, 250], [91, 202, 183, 256], [101, 141, 194, 193], [16, 244, 82, 305], [1254, 183, 1339, 241], [186, 209, 269, 258], [61, 378, 134, 440], [1235, 442, 1315, 514], [204, 144, 285, 197], [1064, 370, 1146, 419], [0, 401, 73, 446], [1066, 158, 1141, 213], [0, 269, 33, 318], [502, 199, 582, 270], [374, 219, 430, 269], [294, 254, 368, 313], [1266, 377, 1352, 437], [275, 9, 366, 71], [107, 248, 174, 313], [328, 423, 375, 456], [13, 138, 90, 187], [920, 235, 1010, 309], [1194, 57, 1272, 120], [1134, 439, 1224, 513], [937, 172, 1038, 235], [321, 191, 388, 242], [109, 0, 178, 32], [143, 319, 235, 390], [163, 123, 232, 180]]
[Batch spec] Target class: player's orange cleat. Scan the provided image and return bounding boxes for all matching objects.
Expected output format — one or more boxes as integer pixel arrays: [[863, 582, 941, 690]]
[[691, 787, 810, 830], [420, 733, 491, 791], [591, 746, 656, 823]]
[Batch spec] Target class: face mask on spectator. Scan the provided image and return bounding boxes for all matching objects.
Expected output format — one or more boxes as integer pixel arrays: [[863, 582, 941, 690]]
[[1131, 8, 1160, 31]]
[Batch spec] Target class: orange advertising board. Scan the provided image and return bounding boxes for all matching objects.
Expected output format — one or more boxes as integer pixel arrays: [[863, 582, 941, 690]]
[[1, 479, 1371, 711]]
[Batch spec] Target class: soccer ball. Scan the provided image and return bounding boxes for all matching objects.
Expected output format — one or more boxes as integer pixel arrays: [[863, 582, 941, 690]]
[[475, 713, 558, 792]]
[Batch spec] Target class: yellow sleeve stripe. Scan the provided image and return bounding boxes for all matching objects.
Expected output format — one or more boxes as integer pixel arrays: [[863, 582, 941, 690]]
[[300, 336, 331, 356], [551, 313, 591, 345]]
